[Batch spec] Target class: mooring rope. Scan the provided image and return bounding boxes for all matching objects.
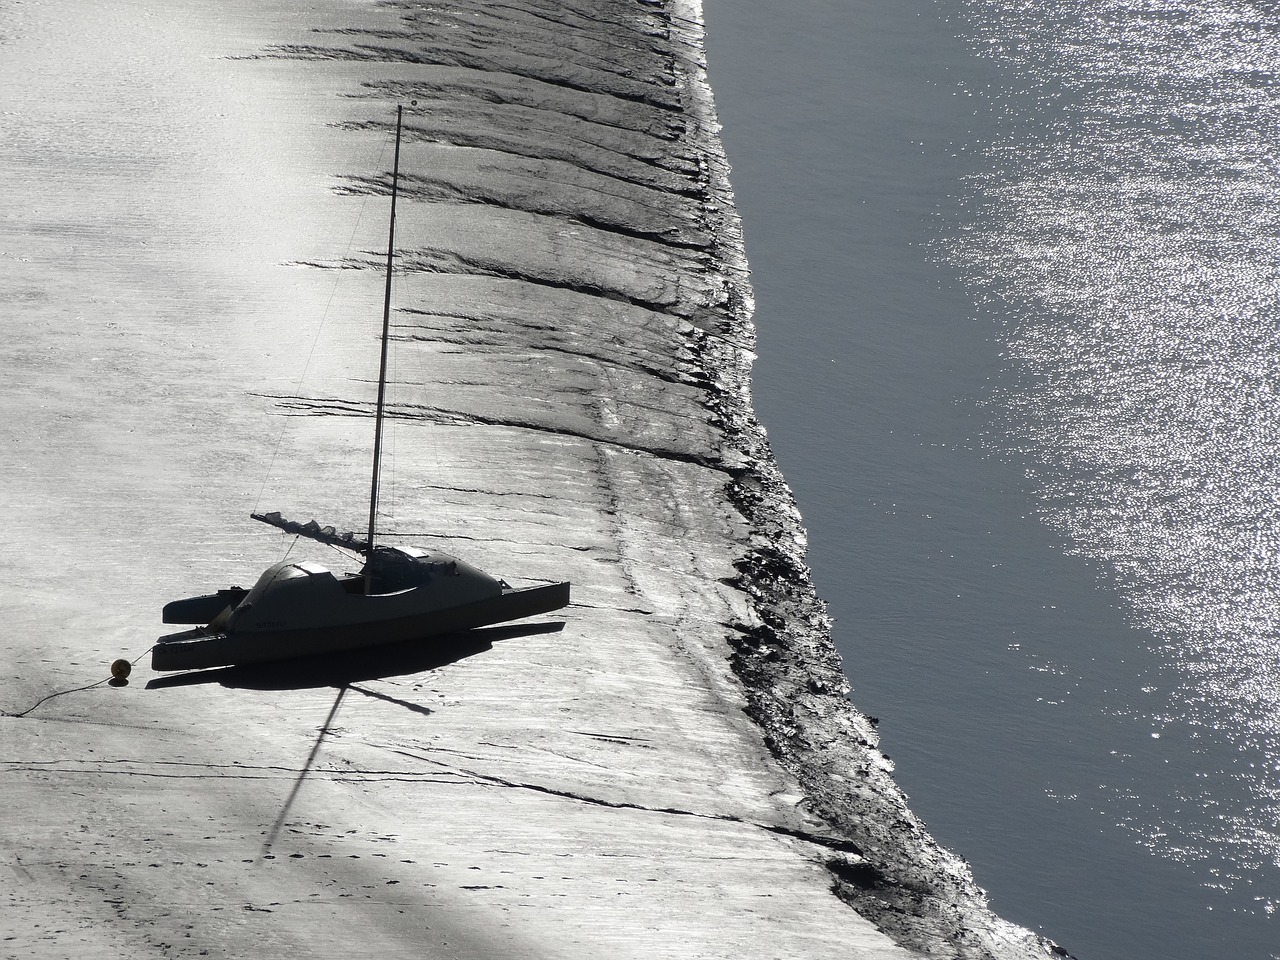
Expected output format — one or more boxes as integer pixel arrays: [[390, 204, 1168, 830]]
[[2, 644, 155, 718]]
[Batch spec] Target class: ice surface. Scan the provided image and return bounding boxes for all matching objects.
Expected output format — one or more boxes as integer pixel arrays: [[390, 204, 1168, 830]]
[[1, 1, 1056, 957]]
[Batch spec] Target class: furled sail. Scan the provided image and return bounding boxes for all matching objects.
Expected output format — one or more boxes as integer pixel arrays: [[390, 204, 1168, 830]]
[[251, 511, 371, 553]]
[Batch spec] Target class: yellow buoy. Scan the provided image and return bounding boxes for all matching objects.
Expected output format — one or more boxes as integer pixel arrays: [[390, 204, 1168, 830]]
[[110, 659, 132, 680]]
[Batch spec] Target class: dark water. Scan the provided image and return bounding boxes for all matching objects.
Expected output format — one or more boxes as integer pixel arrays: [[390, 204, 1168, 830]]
[[705, 1, 1280, 958]]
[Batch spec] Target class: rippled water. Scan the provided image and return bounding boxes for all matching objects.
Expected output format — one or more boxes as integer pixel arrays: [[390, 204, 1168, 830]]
[[954, 0, 1280, 896], [708, 0, 1280, 956]]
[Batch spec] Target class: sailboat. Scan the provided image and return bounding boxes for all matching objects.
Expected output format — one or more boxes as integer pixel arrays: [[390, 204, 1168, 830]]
[[151, 106, 571, 673]]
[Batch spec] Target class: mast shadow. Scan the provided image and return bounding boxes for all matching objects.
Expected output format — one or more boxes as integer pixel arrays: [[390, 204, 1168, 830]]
[[261, 683, 347, 858], [145, 621, 565, 691]]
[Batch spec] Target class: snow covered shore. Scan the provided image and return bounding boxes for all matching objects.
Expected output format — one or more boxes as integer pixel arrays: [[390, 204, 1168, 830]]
[[2, 1, 1060, 957]]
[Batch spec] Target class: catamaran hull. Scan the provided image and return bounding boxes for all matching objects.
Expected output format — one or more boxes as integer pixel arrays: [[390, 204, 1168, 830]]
[[151, 582, 569, 672]]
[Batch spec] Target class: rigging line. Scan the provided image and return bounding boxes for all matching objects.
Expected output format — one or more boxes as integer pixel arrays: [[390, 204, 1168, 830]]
[[323, 539, 364, 566], [252, 125, 397, 517], [385, 314, 401, 528], [367, 103, 403, 564]]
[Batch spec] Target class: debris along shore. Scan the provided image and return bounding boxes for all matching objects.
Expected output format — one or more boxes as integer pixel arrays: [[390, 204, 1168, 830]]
[[1, 0, 1061, 957], [669, 4, 1061, 957]]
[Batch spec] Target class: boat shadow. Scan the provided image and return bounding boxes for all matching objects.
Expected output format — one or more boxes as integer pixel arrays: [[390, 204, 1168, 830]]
[[145, 621, 565, 691]]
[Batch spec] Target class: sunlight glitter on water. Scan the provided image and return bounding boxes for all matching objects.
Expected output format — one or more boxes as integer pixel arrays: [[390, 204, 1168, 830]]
[[951, 0, 1280, 889]]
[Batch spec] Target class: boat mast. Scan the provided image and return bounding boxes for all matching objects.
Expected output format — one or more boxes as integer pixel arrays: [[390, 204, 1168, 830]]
[[366, 104, 402, 577]]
